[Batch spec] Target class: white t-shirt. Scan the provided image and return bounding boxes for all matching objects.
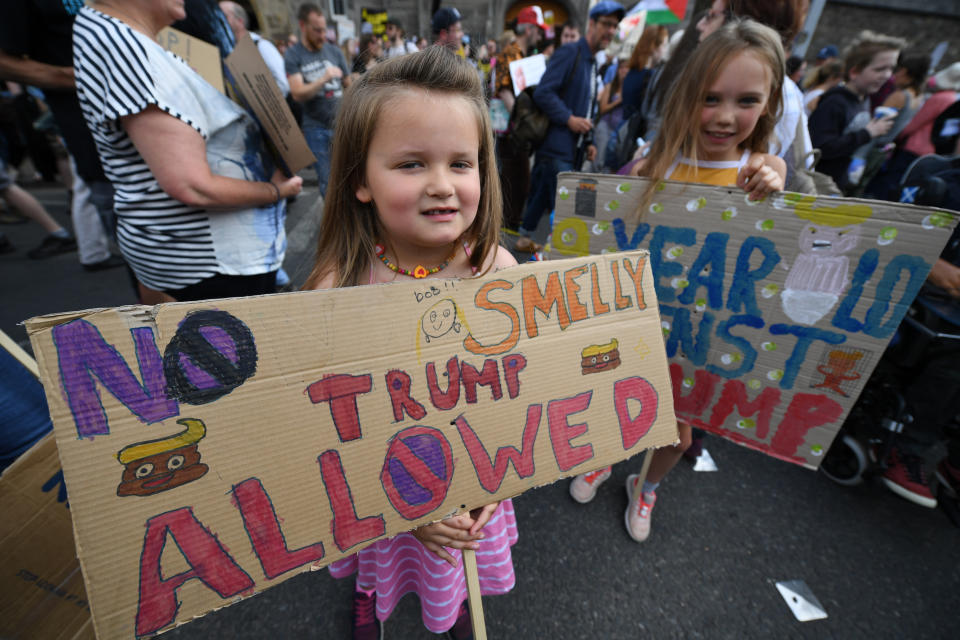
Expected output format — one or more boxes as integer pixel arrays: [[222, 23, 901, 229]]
[[74, 7, 285, 291], [773, 77, 814, 169], [251, 32, 290, 96]]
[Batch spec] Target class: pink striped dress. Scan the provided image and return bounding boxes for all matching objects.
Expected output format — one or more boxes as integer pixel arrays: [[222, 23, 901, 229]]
[[328, 499, 518, 633]]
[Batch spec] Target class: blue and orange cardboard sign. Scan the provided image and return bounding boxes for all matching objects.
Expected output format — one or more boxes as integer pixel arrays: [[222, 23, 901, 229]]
[[550, 173, 957, 467]]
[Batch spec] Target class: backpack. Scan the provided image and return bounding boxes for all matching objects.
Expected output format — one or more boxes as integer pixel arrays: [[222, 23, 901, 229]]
[[508, 86, 550, 153], [931, 99, 960, 156], [507, 48, 581, 155]]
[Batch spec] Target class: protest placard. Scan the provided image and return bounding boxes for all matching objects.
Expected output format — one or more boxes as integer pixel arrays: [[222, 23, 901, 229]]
[[157, 27, 224, 93], [224, 34, 316, 175], [549, 173, 958, 468], [509, 54, 547, 95], [26, 253, 676, 639]]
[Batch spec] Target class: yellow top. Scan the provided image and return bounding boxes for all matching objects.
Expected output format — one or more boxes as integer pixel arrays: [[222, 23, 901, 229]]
[[666, 149, 751, 187]]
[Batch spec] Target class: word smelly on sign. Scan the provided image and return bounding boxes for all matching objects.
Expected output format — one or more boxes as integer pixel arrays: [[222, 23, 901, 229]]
[[549, 173, 957, 467], [27, 252, 677, 639]]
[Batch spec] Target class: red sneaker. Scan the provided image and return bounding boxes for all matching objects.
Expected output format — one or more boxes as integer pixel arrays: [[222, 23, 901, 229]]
[[881, 448, 937, 508]]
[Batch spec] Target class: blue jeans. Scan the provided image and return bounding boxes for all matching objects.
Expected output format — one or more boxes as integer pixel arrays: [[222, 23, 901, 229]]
[[303, 125, 334, 197], [520, 156, 573, 237]]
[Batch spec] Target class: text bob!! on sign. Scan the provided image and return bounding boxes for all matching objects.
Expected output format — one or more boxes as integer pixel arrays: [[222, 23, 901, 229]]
[[27, 252, 676, 639], [549, 172, 957, 468]]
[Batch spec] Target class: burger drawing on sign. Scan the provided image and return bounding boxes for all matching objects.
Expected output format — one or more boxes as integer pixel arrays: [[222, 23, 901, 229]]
[[115, 418, 209, 497], [581, 338, 621, 375]]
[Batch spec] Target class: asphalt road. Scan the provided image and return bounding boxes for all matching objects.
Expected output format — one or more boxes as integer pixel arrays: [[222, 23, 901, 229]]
[[2, 182, 957, 639]]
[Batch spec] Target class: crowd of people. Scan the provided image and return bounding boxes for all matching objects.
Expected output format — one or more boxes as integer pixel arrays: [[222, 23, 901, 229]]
[[1, 2, 959, 640]]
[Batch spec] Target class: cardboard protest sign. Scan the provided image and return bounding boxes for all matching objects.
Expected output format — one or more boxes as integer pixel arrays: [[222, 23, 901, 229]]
[[157, 28, 224, 94], [0, 433, 93, 640], [224, 34, 316, 175], [549, 173, 958, 469], [509, 54, 547, 95], [26, 253, 676, 639]]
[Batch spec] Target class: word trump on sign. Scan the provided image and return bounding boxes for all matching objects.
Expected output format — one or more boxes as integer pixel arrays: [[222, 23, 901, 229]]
[[549, 173, 958, 468], [27, 252, 676, 639]]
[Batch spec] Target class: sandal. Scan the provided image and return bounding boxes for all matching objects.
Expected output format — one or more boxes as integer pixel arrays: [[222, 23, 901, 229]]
[[513, 236, 543, 253]]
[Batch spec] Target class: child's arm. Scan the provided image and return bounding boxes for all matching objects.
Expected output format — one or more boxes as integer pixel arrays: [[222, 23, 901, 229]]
[[738, 153, 786, 200]]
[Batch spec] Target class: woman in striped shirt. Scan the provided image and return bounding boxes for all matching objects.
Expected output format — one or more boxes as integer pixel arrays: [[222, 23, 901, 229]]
[[73, 0, 302, 302]]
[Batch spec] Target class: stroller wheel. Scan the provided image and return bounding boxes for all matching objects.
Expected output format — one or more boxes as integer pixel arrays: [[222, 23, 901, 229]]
[[820, 434, 868, 486]]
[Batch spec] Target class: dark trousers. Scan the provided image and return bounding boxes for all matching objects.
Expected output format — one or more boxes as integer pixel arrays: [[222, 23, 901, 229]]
[[496, 135, 530, 230], [166, 272, 278, 302], [520, 155, 573, 236]]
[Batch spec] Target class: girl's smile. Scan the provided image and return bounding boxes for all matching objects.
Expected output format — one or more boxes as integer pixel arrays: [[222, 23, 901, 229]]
[[357, 90, 481, 266], [699, 51, 771, 162]]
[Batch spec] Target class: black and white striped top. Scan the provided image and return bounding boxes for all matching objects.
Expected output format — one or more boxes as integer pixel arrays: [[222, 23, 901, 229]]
[[73, 7, 285, 292]]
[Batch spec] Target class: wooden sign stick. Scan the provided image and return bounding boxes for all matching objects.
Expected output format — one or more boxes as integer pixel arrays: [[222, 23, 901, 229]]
[[462, 549, 487, 640], [0, 329, 39, 378], [630, 449, 654, 503]]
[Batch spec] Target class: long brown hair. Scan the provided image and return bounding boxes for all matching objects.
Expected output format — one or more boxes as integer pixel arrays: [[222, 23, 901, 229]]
[[304, 46, 503, 289], [627, 25, 668, 72], [637, 18, 785, 216]]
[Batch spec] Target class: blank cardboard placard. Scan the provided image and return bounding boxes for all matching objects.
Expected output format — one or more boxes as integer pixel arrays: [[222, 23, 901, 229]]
[[549, 172, 958, 468], [0, 434, 94, 640], [26, 252, 676, 639]]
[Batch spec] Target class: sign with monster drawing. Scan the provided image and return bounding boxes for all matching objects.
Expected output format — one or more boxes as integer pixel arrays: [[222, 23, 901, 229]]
[[25, 253, 676, 639], [549, 172, 958, 468]]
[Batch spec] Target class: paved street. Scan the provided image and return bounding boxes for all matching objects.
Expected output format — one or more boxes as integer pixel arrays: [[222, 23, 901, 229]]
[[2, 182, 957, 639]]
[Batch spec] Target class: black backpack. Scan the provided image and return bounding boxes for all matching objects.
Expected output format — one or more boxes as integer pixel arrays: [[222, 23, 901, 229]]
[[931, 99, 960, 156]]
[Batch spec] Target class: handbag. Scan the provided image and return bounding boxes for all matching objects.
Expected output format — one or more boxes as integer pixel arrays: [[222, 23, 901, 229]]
[[786, 114, 841, 196]]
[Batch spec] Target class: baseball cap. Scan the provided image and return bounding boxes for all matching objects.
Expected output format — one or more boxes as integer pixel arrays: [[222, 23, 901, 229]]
[[517, 6, 547, 30], [432, 7, 462, 34], [589, 0, 625, 21], [817, 45, 839, 60]]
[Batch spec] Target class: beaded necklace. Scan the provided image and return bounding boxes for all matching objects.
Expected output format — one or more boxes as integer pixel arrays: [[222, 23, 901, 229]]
[[375, 243, 457, 279]]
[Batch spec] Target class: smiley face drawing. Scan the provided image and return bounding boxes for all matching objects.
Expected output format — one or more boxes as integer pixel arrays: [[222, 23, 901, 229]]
[[116, 418, 209, 497], [581, 338, 621, 374], [421, 299, 461, 343]]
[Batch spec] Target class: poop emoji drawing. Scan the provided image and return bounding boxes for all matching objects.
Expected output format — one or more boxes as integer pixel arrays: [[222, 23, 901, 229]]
[[581, 339, 621, 375], [421, 299, 461, 343], [116, 418, 209, 497]]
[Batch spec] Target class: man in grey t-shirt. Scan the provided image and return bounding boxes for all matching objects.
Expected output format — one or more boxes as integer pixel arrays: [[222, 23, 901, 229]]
[[285, 3, 350, 196]]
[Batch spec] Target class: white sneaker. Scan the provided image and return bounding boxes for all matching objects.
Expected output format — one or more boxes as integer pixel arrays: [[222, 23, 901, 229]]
[[624, 474, 656, 542], [569, 466, 612, 503]]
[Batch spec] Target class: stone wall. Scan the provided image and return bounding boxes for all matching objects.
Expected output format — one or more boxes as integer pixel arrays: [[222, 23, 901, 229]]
[[807, 3, 960, 73]]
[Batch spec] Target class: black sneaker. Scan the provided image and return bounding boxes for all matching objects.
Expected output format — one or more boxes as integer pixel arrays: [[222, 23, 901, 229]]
[[27, 234, 77, 259], [82, 254, 126, 271], [446, 600, 473, 640], [352, 589, 382, 640], [0, 232, 14, 254]]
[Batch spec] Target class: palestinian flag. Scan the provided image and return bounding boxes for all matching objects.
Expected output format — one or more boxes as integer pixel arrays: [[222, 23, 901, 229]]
[[627, 0, 688, 24]]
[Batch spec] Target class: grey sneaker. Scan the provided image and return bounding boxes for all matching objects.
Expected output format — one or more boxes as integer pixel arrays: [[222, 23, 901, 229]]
[[624, 474, 656, 542], [569, 466, 612, 503]]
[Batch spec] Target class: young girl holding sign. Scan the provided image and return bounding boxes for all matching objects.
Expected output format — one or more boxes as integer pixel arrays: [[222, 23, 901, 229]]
[[304, 46, 518, 640], [570, 18, 787, 542]]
